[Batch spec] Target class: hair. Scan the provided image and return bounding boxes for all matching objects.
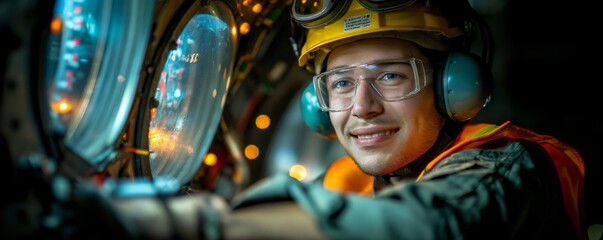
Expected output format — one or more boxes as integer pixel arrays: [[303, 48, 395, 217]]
[[417, 44, 447, 71]]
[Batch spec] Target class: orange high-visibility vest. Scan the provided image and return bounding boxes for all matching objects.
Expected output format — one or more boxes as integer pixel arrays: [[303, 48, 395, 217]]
[[323, 121, 585, 238]]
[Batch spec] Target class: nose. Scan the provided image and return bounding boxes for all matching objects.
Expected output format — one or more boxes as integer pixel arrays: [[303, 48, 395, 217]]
[[351, 80, 383, 119]]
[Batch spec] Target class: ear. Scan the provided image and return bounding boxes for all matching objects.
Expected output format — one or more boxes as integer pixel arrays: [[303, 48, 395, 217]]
[[299, 81, 337, 139], [434, 52, 493, 121]]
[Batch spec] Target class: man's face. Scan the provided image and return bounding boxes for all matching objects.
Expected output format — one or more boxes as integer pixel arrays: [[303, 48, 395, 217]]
[[327, 38, 444, 176]]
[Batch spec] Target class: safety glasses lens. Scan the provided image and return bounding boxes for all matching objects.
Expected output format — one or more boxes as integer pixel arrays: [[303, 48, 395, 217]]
[[314, 58, 427, 111]]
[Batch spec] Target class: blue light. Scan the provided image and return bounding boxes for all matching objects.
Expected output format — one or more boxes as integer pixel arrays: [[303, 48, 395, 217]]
[[174, 88, 181, 98]]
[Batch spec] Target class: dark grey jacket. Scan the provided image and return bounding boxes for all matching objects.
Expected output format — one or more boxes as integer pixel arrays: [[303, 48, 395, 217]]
[[231, 141, 577, 239]]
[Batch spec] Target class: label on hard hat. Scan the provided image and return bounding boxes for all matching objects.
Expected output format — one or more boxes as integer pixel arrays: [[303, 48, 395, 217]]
[[344, 14, 371, 32]]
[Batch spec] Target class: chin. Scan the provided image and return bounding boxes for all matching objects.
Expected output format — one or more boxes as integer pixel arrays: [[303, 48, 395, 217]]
[[355, 160, 395, 176]]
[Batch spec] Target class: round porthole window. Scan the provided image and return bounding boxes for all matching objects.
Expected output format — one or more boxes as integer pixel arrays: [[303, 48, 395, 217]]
[[142, 1, 238, 186], [42, 0, 155, 173]]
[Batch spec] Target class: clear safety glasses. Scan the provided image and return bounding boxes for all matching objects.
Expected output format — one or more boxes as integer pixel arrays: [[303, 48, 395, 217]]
[[314, 58, 428, 112], [292, 0, 416, 28]]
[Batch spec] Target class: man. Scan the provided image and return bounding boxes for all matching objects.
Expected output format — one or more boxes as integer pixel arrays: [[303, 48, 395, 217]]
[[115, 0, 586, 239]]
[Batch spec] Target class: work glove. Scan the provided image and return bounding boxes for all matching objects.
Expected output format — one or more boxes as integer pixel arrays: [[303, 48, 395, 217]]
[[113, 189, 229, 239], [66, 176, 229, 240]]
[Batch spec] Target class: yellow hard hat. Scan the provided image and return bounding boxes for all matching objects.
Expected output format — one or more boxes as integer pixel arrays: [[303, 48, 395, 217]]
[[294, 0, 464, 73]]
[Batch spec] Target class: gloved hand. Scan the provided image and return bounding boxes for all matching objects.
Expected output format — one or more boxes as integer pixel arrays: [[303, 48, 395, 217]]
[[67, 177, 229, 240], [113, 190, 230, 240], [65, 178, 138, 239]]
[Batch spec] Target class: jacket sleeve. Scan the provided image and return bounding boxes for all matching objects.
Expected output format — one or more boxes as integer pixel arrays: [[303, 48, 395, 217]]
[[231, 141, 570, 239]]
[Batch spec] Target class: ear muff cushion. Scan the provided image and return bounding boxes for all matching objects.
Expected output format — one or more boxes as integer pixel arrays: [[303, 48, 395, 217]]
[[436, 52, 493, 121], [300, 82, 337, 139]]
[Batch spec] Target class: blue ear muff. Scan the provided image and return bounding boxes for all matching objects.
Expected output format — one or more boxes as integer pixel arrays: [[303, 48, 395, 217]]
[[436, 52, 493, 122], [300, 81, 337, 139]]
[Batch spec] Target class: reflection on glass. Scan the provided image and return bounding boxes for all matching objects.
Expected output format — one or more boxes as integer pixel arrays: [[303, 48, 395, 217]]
[[149, 2, 237, 185], [44, 0, 155, 167], [46, 0, 103, 134]]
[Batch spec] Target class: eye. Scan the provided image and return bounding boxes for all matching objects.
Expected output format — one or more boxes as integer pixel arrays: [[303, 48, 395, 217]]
[[377, 72, 407, 86], [333, 78, 354, 89], [328, 77, 355, 92], [382, 72, 403, 81]]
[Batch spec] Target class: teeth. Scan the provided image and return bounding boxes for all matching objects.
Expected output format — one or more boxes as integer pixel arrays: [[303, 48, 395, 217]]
[[357, 130, 394, 139]]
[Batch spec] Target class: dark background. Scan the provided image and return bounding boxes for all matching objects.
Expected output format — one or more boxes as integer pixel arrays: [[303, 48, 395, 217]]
[[471, 0, 601, 227]]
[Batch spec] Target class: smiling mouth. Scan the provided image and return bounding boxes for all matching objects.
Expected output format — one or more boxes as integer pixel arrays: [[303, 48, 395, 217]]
[[353, 129, 398, 139]]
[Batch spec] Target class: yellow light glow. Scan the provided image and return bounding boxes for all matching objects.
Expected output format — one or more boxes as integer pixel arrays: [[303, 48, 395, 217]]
[[289, 164, 307, 181], [204, 152, 218, 166], [149, 127, 195, 154], [252, 3, 262, 13], [242, 0, 250, 6], [255, 114, 270, 130], [212, 89, 217, 98], [231, 26, 237, 36], [59, 103, 68, 111], [51, 100, 72, 114], [121, 147, 150, 156], [244, 144, 259, 160], [232, 167, 242, 183], [239, 22, 250, 35], [50, 16, 62, 34], [313, 1, 317, 7], [148, 127, 179, 153]]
